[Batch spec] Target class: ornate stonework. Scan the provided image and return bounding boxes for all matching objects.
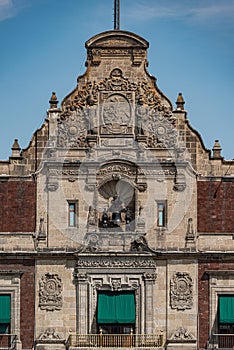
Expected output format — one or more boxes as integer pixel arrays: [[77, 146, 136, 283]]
[[39, 273, 63, 311], [170, 272, 193, 310], [102, 94, 131, 134], [169, 327, 196, 341], [57, 68, 177, 148], [74, 256, 157, 269], [37, 328, 62, 341]]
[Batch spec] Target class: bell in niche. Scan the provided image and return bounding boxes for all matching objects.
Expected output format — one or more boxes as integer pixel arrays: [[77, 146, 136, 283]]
[[101, 209, 108, 228], [109, 194, 125, 226], [125, 208, 131, 224], [111, 211, 122, 225]]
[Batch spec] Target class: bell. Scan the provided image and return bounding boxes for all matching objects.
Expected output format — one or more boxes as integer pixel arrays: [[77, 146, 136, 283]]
[[102, 210, 108, 228], [125, 209, 131, 224], [111, 211, 122, 225]]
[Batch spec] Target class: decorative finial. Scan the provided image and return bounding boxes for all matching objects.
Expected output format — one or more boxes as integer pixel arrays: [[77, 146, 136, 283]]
[[11, 139, 21, 158], [49, 92, 58, 109], [212, 140, 222, 159], [114, 0, 120, 30], [176, 92, 185, 110]]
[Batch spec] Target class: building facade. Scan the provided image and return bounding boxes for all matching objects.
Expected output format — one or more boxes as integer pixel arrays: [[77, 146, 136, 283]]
[[0, 25, 234, 350]]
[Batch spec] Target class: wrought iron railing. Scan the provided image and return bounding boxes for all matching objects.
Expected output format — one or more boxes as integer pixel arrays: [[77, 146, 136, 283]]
[[68, 333, 163, 348], [209, 333, 234, 349], [0, 334, 17, 350]]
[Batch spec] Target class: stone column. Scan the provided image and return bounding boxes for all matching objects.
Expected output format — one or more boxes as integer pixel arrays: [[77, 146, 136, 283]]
[[75, 272, 89, 334], [143, 273, 156, 334]]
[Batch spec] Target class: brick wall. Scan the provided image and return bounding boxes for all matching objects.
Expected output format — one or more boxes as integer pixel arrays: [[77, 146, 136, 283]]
[[198, 260, 234, 348], [0, 180, 36, 232], [0, 259, 35, 349], [197, 180, 234, 232]]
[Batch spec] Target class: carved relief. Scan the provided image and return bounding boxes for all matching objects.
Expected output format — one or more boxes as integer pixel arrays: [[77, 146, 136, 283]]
[[143, 272, 157, 282], [57, 68, 176, 149], [97, 163, 137, 178], [135, 81, 176, 148], [75, 256, 157, 269], [37, 328, 62, 341], [130, 235, 149, 252], [87, 206, 98, 226], [76, 272, 88, 282], [98, 68, 137, 92], [170, 272, 193, 310], [111, 278, 122, 291], [39, 273, 63, 311], [102, 94, 131, 134], [169, 327, 196, 342]]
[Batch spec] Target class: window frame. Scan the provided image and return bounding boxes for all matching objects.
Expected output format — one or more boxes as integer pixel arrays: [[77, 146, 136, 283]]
[[68, 201, 78, 228], [0, 294, 11, 334], [156, 200, 167, 228]]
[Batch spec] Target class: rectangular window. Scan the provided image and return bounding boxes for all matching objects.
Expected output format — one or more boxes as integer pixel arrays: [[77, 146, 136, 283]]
[[68, 201, 77, 227], [218, 295, 234, 347], [0, 294, 11, 335], [157, 201, 167, 227]]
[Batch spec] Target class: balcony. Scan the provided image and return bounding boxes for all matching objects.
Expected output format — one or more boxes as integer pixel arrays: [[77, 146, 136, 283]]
[[0, 334, 17, 350], [209, 333, 234, 349], [67, 333, 164, 349]]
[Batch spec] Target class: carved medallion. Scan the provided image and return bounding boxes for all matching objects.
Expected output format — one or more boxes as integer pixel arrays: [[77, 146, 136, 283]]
[[39, 273, 63, 311], [170, 272, 193, 310], [102, 94, 131, 134]]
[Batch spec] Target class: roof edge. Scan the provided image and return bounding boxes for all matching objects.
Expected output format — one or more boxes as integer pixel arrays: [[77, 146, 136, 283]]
[[85, 30, 149, 48]]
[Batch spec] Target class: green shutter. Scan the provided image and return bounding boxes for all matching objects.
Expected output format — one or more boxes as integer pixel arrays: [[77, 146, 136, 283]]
[[97, 292, 135, 324], [0, 295, 11, 323], [219, 296, 234, 324]]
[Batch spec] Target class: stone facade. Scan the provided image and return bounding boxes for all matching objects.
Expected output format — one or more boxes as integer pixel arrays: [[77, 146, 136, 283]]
[[0, 26, 233, 350]]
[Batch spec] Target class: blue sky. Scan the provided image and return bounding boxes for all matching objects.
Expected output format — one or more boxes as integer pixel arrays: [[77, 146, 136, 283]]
[[0, 0, 233, 160]]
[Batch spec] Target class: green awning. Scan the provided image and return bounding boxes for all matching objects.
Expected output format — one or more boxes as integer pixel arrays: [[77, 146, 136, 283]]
[[0, 295, 11, 323], [97, 292, 135, 324], [219, 296, 234, 324]]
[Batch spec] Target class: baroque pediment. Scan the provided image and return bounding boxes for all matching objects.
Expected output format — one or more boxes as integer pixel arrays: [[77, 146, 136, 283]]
[[57, 68, 177, 150]]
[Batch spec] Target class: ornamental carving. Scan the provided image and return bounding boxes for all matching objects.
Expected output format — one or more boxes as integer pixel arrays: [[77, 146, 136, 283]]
[[37, 328, 62, 341], [111, 278, 122, 291], [137, 107, 177, 149], [143, 272, 157, 282], [97, 163, 138, 178], [170, 272, 193, 310], [57, 69, 177, 148], [75, 257, 157, 269], [98, 68, 137, 92], [39, 273, 63, 311], [169, 327, 196, 342], [102, 94, 131, 134], [135, 81, 176, 148]]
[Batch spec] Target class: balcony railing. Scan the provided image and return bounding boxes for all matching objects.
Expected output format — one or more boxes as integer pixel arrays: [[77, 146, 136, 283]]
[[68, 333, 163, 348], [0, 334, 17, 350], [209, 333, 234, 349]]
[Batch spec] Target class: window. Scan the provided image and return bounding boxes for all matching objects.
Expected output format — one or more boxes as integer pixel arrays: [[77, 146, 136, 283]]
[[68, 201, 77, 227], [218, 295, 234, 347], [0, 294, 11, 335], [157, 201, 167, 227]]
